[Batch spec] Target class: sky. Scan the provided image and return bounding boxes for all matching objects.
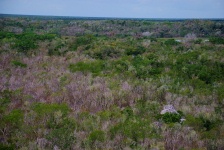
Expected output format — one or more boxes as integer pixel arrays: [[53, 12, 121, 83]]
[[0, 0, 224, 18]]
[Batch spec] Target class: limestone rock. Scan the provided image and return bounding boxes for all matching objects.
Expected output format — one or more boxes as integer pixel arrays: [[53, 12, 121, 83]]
[[160, 105, 178, 114]]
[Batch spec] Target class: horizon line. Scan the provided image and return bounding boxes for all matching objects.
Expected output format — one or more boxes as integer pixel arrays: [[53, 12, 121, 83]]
[[1, 13, 224, 20]]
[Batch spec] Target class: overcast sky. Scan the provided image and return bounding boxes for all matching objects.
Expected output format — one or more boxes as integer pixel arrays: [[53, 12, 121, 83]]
[[0, 0, 223, 18]]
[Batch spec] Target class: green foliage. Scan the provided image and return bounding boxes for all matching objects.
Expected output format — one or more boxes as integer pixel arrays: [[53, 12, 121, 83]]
[[217, 86, 224, 103], [201, 119, 213, 131], [90, 46, 122, 59], [2, 109, 23, 127], [150, 37, 157, 42], [14, 39, 37, 53], [0, 90, 13, 105], [110, 58, 130, 73], [136, 100, 160, 118], [32, 103, 69, 117], [164, 39, 179, 46], [1, 18, 224, 149], [124, 119, 151, 140], [46, 118, 76, 149], [159, 112, 182, 124], [171, 51, 224, 86], [0, 32, 15, 39], [109, 106, 155, 147], [209, 37, 224, 44], [97, 110, 112, 120], [15, 32, 56, 41], [132, 55, 163, 78], [1, 32, 56, 54], [48, 38, 68, 56], [37, 33, 57, 41], [47, 128, 75, 149], [110, 117, 152, 146], [194, 39, 202, 44], [11, 60, 27, 68], [125, 45, 146, 56], [184, 114, 203, 130], [88, 130, 106, 143], [122, 107, 134, 118], [71, 34, 95, 50], [184, 115, 220, 133], [0, 144, 14, 150], [69, 60, 104, 75], [48, 48, 62, 56]]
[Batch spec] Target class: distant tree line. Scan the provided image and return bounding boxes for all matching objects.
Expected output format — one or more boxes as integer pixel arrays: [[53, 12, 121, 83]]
[[0, 17, 224, 38]]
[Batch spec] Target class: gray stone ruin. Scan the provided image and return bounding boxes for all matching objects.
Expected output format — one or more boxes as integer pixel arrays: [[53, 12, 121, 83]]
[[160, 105, 178, 114], [160, 105, 186, 123]]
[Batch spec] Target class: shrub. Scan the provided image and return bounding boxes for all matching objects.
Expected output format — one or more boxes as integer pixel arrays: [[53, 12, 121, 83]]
[[69, 60, 104, 75], [0, 32, 15, 39], [194, 39, 202, 44], [71, 34, 95, 50], [88, 130, 105, 143], [0, 144, 14, 150], [90, 46, 122, 59], [131, 55, 163, 78], [14, 39, 37, 53], [11, 60, 27, 68], [32, 103, 69, 117], [121, 107, 134, 118], [217, 86, 224, 103], [46, 122, 76, 149], [164, 39, 179, 46], [122, 118, 152, 147], [0, 92, 11, 114], [4, 32, 56, 54], [2, 109, 24, 127], [184, 115, 220, 132], [199, 116, 217, 131], [150, 37, 157, 42], [48, 48, 63, 56], [38, 34, 56, 41], [125, 45, 146, 56], [160, 112, 182, 124], [4, 109, 23, 123], [209, 37, 224, 44]]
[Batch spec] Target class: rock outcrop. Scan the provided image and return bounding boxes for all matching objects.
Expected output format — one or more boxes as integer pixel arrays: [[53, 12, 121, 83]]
[[160, 105, 178, 114]]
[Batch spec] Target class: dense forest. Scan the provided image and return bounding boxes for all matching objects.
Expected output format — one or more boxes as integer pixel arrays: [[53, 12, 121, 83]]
[[0, 15, 224, 150]]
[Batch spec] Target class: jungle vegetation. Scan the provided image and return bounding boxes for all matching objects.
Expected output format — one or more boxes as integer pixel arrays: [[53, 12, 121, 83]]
[[0, 16, 224, 150]]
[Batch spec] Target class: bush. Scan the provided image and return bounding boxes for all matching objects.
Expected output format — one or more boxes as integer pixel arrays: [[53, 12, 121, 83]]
[[164, 39, 179, 46], [71, 34, 95, 50], [194, 39, 202, 44], [69, 60, 104, 75], [160, 112, 182, 124], [124, 119, 151, 139], [3, 32, 56, 54], [47, 128, 75, 149], [90, 46, 122, 59], [131, 55, 163, 78], [0, 93, 11, 114], [88, 130, 105, 143], [209, 37, 224, 44], [0, 32, 15, 39], [14, 39, 37, 53], [0, 144, 14, 150], [2, 109, 24, 127], [46, 119, 76, 149], [32, 103, 69, 117], [11, 60, 27, 68], [125, 45, 146, 56], [150, 37, 157, 42]]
